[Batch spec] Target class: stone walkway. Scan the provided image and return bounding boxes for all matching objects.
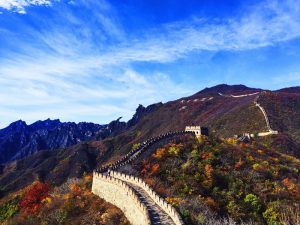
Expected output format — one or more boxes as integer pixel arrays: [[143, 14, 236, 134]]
[[126, 182, 175, 225]]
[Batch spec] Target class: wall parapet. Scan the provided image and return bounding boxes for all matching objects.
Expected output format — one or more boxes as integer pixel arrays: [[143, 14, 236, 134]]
[[92, 172, 151, 225], [110, 170, 184, 225]]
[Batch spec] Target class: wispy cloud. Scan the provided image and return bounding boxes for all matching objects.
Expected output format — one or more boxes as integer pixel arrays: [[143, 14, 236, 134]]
[[0, 0, 54, 13], [0, 0, 300, 127]]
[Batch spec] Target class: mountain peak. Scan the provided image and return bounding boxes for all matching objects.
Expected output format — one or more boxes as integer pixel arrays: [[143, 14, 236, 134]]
[[9, 120, 27, 128], [276, 86, 300, 94], [196, 84, 262, 95]]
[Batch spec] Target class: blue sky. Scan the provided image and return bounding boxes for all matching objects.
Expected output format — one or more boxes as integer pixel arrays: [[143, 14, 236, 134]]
[[0, 0, 300, 128]]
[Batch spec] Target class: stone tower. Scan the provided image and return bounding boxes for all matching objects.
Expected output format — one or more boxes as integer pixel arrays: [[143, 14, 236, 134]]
[[185, 126, 208, 138]]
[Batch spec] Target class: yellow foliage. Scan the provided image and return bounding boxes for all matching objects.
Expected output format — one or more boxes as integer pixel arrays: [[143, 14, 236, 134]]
[[247, 155, 254, 161], [165, 197, 182, 206], [257, 150, 264, 154], [63, 193, 72, 200], [226, 138, 237, 145]]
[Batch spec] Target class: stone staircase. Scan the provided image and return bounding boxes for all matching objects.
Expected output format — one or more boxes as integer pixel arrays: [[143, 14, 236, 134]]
[[128, 183, 175, 225]]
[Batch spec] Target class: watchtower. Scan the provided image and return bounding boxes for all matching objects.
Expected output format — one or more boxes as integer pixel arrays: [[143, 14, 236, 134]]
[[185, 126, 208, 138]]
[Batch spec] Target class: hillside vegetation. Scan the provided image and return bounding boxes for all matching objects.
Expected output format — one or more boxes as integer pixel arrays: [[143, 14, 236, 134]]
[[123, 135, 300, 225]]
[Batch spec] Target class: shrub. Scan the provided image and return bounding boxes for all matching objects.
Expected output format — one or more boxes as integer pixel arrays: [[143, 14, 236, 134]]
[[152, 148, 167, 159], [168, 146, 179, 156], [0, 196, 20, 222], [263, 202, 281, 225], [19, 181, 50, 215], [244, 194, 261, 213], [131, 143, 140, 150]]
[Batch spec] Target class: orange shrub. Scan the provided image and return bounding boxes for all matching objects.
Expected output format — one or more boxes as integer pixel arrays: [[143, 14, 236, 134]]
[[152, 148, 167, 159], [69, 184, 81, 197], [205, 164, 214, 182], [282, 178, 299, 195], [206, 197, 219, 210]]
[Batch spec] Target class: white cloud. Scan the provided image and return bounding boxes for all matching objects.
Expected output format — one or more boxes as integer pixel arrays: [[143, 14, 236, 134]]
[[118, 0, 300, 62], [0, 0, 53, 13]]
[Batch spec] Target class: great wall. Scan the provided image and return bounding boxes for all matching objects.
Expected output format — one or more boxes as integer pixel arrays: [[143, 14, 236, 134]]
[[92, 92, 279, 225], [93, 130, 197, 225]]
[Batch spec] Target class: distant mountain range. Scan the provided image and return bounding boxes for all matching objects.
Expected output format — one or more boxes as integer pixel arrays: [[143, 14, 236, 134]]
[[0, 119, 105, 164], [0, 102, 162, 164]]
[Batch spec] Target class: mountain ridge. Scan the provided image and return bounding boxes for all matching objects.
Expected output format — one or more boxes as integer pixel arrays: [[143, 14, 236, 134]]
[[0, 84, 299, 165]]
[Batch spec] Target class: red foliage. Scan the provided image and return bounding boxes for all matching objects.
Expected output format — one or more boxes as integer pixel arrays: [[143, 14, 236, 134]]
[[150, 163, 160, 175], [141, 160, 151, 176], [19, 181, 50, 215], [235, 158, 244, 169]]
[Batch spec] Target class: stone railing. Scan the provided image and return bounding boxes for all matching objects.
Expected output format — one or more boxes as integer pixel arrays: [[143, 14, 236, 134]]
[[96, 131, 194, 173], [110, 170, 184, 225], [92, 172, 151, 225]]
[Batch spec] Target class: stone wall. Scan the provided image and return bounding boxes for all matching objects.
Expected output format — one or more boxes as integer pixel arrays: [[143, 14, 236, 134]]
[[92, 172, 151, 225], [110, 171, 184, 225]]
